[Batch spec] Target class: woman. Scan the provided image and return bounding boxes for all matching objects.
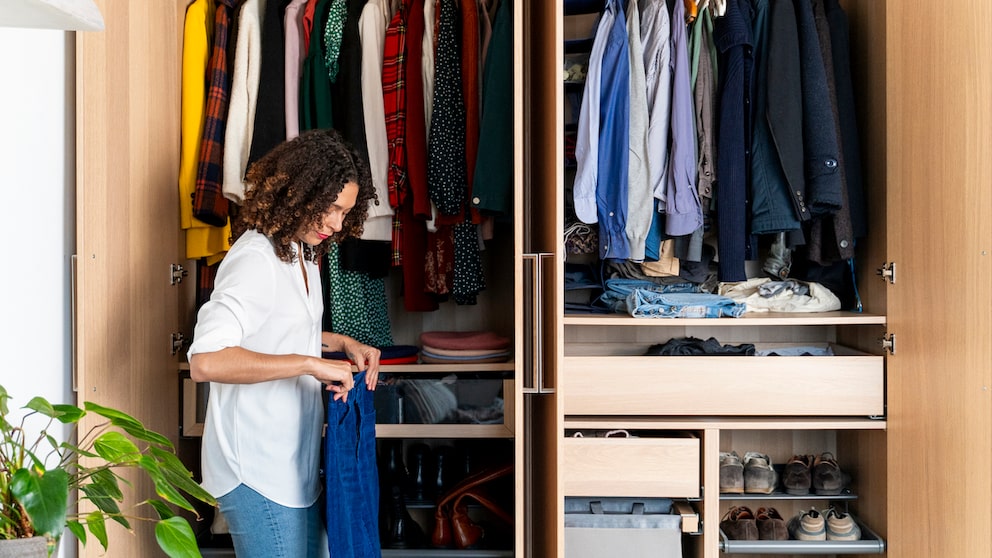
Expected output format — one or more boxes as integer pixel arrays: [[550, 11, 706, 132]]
[[188, 129, 381, 557]]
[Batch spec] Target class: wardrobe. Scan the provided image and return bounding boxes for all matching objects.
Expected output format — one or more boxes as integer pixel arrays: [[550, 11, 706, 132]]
[[73, 1, 991, 557]]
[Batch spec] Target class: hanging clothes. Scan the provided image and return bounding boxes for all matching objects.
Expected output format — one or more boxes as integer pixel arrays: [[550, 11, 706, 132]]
[[471, 0, 513, 216], [181, 0, 232, 264], [624, 0, 652, 262], [247, 0, 289, 169], [222, 0, 266, 204], [664, 0, 703, 237], [358, 0, 396, 241], [596, 0, 631, 260], [712, 0, 753, 282], [193, 0, 237, 227], [285, 0, 308, 140]]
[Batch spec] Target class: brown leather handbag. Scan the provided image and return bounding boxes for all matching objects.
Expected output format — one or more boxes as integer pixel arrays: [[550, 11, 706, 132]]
[[432, 462, 514, 549]]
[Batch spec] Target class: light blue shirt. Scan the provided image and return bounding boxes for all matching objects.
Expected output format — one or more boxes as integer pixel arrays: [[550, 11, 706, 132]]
[[572, 7, 612, 225]]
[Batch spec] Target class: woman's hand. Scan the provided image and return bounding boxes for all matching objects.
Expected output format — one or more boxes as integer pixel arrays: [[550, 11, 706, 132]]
[[321, 332, 382, 391], [308, 357, 355, 401], [340, 337, 381, 391]]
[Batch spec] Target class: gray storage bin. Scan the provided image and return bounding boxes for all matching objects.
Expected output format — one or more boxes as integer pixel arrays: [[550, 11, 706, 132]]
[[564, 498, 682, 558]]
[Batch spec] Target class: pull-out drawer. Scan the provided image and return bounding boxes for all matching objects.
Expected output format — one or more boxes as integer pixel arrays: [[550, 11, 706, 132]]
[[561, 434, 700, 498], [561, 348, 883, 416]]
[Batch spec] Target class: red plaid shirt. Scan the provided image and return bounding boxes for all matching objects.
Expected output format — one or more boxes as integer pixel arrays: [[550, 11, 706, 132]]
[[383, 1, 408, 210], [193, 0, 235, 226], [383, 0, 408, 265]]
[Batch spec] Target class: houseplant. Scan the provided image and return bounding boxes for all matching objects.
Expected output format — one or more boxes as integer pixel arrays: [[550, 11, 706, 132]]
[[0, 384, 216, 557]]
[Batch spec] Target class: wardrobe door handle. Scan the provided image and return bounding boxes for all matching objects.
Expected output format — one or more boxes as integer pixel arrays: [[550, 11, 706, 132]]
[[521, 253, 541, 394], [71, 254, 78, 392], [538, 252, 555, 394]]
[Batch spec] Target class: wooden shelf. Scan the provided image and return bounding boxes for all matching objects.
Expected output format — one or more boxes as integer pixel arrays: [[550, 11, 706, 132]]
[[376, 423, 514, 439], [178, 362, 514, 374], [563, 417, 887, 431], [563, 311, 886, 327]]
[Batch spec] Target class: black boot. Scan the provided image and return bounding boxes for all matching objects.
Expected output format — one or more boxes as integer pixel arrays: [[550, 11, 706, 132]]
[[381, 484, 426, 549], [378, 439, 408, 487], [433, 445, 463, 499], [406, 442, 435, 503]]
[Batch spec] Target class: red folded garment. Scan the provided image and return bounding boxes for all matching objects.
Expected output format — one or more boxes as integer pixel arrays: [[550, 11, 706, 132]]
[[419, 330, 511, 351]]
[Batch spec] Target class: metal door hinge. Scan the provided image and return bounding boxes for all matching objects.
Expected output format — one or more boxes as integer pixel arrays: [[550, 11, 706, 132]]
[[171, 332, 185, 355], [879, 333, 895, 355], [171, 263, 189, 285], [876, 262, 895, 284]]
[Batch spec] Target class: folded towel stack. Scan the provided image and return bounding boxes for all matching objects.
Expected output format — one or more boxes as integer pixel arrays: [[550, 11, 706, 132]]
[[419, 331, 512, 364]]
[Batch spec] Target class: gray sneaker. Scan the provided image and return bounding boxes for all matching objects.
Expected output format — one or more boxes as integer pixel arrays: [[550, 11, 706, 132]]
[[720, 451, 744, 494], [743, 451, 778, 494]]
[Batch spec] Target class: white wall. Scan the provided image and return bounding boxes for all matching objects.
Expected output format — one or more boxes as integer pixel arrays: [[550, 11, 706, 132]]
[[0, 26, 76, 558]]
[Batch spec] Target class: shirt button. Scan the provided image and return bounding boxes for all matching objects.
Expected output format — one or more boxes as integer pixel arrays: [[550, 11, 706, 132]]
[[472, 197, 481, 204], [840, 239, 850, 248], [825, 159, 838, 168], [609, 211, 614, 217]]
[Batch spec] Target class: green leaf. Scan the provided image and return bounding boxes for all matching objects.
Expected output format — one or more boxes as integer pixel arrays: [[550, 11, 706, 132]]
[[154, 516, 202, 558], [85, 510, 108, 551], [66, 520, 87, 544], [147, 498, 176, 520], [51, 404, 85, 424], [10, 468, 68, 538], [84, 402, 174, 448], [92, 431, 141, 463], [24, 397, 56, 417], [88, 468, 124, 501], [151, 447, 216, 507], [80, 483, 123, 517], [0, 384, 9, 415]]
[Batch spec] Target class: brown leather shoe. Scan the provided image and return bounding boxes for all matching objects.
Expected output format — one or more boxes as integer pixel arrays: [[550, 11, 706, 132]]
[[755, 507, 789, 540], [813, 452, 844, 495], [720, 506, 758, 540], [783, 454, 814, 495]]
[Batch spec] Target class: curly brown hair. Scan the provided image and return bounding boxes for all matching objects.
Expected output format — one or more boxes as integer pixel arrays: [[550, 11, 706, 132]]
[[233, 129, 376, 263]]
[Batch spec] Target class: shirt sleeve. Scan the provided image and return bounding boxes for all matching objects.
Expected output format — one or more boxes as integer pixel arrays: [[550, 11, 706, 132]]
[[188, 244, 277, 358]]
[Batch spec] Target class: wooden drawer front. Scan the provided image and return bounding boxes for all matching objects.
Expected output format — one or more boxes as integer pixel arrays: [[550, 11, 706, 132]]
[[561, 355, 884, 416], [562, 436, 700, 498]]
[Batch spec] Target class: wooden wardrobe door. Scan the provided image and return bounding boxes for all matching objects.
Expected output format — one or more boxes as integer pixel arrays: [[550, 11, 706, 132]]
[[885, 2, 992, 556], [76, 2, 187, 555]]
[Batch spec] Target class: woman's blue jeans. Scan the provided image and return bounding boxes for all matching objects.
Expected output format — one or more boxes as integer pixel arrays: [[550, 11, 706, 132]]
[[325, 371, 380, 557], [217, 483, 324, 558]]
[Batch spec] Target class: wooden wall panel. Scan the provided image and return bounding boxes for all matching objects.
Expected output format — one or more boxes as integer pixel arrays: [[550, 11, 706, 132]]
[[76, 2, 187, 555]]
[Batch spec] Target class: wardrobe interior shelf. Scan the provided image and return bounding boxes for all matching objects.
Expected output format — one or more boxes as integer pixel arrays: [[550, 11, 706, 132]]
[[376, 362, 515, 374], [720, 490, 858, 501], [563, 311, 886, 327], [381, 550, 513, 558], [176, 362, 515, 374], [718, 517, 885, 554], [375, 423, 514, 439], [563, 417, 887, 431]]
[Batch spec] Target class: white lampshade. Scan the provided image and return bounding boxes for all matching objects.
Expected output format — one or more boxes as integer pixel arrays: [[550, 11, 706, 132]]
[[0, 0, 105, 32]]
